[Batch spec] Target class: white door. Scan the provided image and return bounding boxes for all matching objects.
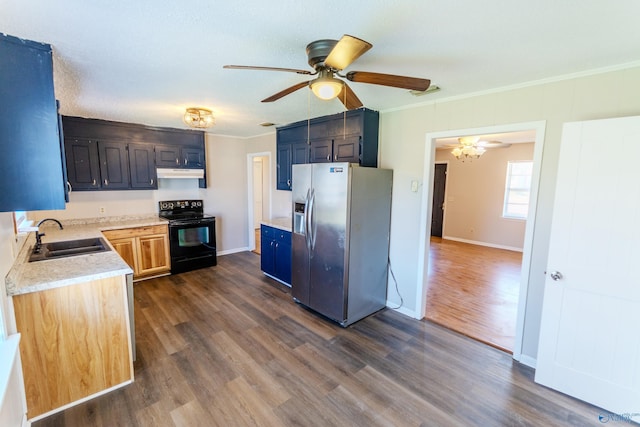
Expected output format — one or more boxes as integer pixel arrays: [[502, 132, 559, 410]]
[[536, 116, 640, 415]]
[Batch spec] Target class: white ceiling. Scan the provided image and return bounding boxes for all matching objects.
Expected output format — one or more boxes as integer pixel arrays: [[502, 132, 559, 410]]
[[2, 0, 640, 138]]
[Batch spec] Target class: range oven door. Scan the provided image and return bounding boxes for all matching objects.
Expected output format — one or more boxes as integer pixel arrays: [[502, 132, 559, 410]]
[[168, 218, 217, 273]]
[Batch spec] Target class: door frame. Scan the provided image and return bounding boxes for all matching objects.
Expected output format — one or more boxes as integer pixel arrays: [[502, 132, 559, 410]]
[[416, 121, 546, 363], [246, 152, 272, 252]]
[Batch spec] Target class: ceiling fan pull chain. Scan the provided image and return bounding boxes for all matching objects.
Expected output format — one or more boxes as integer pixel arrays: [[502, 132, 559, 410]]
[[307, 86, 311, 144], [343, 89, 347, 139]]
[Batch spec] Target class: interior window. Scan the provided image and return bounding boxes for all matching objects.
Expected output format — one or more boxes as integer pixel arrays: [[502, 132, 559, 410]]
[[503, 161, 533, 220]]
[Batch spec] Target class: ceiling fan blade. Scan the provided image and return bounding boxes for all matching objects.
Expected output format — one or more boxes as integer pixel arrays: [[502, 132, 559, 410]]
[[223, 65, 313, 75], [337, 83, 363, 110], [261, 81, 309, 103], [346, 71, 430, 91], [324, 35, 372, 71]]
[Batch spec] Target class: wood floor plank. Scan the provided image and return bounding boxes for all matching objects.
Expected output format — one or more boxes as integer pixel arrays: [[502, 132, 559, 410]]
[[426, 237, 521, 352], [32, 251, 607, 427]]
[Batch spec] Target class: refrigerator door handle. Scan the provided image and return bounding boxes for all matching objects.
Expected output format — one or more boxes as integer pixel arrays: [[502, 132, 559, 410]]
[[304, 188, 312, 252], [309, 188, 317, 251]]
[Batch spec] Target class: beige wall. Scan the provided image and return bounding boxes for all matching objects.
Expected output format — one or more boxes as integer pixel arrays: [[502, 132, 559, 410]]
[[379, 65, 640, 362], [435, 143, 534, 250]]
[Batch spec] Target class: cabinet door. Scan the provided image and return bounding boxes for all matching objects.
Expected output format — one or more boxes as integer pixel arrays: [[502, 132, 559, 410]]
[[260, 225, 276, 275], [98, 140, 130, 189], [333, 135, 360, 163], [276, 143, 293, 190], [128, 143, 157, 189], [137, 233, 171, 276], [182, 146, 205, 168], [274, 230, 292, 285], [110, 237, 138, 272], [309, 138, 333, 163], [65, 138, 101, 190], [155, 144, 180, 168], [292, 142, 309, 166], [0, 34, 66, 211]]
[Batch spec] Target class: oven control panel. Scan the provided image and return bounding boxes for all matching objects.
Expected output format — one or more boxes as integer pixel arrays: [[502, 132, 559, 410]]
[[159, 200, 203, 211]]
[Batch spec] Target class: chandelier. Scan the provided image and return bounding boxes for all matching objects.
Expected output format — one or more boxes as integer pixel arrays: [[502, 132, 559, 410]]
[[183, 107, 215, 128], [451, 136, 486, 160]]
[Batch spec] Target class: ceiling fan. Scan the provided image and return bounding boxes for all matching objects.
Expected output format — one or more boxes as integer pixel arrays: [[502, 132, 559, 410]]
[[223, 34, 431, 110]]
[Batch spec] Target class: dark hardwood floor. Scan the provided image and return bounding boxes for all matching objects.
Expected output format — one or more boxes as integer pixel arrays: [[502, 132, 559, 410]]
[[426, 237, 521, 353], [34, 251, 605, 426]]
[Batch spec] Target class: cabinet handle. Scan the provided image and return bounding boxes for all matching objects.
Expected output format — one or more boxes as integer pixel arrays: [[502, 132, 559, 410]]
[[326, 154, 331, 161], [287, 179, 291, 187], [67, 181, 72, 192], [92, 179, 96, 186], [184, 158, 187, 165], [150, 179, 154, 185], [334, 154, 338, 161], [176, 158, 180, 165], [104, 179, 109, 186]]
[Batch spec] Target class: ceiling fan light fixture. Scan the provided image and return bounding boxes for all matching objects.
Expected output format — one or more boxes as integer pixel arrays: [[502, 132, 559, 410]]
[[183, 107, 215, 128], [452, 136, 485, 160], [310, 71, 344, 100]]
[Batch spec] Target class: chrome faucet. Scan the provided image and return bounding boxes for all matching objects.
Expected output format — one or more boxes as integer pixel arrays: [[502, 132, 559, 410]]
[[33, 218, 64, 253]]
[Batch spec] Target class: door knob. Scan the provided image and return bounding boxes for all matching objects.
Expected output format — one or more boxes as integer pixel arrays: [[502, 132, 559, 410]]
[[550, 271, 563, 281]]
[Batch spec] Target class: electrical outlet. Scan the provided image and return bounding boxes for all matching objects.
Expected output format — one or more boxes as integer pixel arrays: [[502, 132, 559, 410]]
[[99, 206, 106, 215]]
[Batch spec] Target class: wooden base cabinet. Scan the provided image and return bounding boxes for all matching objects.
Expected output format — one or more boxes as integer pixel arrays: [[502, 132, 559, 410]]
[[103, 224, 170, 280], [13, 275, 133, 420]]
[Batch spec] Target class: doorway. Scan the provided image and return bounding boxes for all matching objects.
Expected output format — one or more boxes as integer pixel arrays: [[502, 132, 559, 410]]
[[246, 153, 271, 253], [417, 121, 546, 363]]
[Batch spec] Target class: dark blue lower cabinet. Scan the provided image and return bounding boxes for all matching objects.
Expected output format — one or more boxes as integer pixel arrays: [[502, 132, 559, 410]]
[[260, 225, 291, 286]]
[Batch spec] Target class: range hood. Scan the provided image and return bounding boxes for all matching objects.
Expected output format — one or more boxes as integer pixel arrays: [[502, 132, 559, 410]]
[[156, 168, 205, 179]]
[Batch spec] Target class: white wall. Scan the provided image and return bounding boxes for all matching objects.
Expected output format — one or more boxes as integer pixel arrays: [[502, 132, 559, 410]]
[[0, 213, 27, 426], [379, 64, 640, 361], [435, 143, 534, 250]]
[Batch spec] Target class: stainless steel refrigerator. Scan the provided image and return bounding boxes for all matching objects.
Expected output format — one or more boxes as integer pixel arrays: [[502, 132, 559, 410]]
[[291, 162, 393, 326]]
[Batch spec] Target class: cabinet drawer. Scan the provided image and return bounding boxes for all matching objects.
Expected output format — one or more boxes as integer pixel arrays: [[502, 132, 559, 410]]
[[103, 224, 168, 240]]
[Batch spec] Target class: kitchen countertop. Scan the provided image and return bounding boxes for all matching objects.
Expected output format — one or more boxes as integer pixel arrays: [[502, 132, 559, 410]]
[[5, 215, 167, 296], [261, 217, 292, 232]]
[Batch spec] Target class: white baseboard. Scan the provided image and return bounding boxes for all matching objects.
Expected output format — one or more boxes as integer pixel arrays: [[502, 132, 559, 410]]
[[386, 301, 421, 319], [442, 236, 523, 252], [514, 353, 537, 369], [218, 247, 250, 256]]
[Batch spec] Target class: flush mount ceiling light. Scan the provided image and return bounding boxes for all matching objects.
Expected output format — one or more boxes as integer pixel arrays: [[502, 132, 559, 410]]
[[309, 69, 344, 100], [451, 136, 486, 160], [183, 107, 215, 128]]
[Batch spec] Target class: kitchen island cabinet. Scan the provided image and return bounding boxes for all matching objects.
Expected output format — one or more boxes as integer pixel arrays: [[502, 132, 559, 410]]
[[260, 222, 292, 286], [12, 275, 133, 420]]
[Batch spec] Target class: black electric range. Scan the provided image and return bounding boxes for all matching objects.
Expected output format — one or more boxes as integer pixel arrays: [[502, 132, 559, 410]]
[[159, 200, 217, 274]]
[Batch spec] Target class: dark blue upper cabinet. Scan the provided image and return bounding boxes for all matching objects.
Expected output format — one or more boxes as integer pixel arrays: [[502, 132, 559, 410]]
[[0, 33, 66, 211]]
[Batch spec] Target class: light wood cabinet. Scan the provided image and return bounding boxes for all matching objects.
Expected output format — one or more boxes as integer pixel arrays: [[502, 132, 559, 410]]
[[103, 224, 170, 280], [13, 275, 133, 419]]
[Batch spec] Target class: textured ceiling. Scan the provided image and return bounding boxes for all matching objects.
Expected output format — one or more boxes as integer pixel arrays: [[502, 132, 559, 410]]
[[2, 0, 640, 138]]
